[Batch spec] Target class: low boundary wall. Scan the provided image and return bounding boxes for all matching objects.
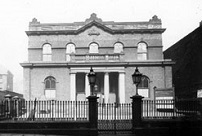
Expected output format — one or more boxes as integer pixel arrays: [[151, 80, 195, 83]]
[[0, 121, 97, 136]]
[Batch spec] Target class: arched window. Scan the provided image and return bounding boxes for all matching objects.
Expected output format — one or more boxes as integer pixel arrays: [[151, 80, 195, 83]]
[[89, 43, 99, 53], [138, 76, 149, 98], [137, 42, 147, 60], [44, 76, 56, 99], [42, 44, 52, 61], [114, 42, 123, 53], [66, 43, 75, 61]]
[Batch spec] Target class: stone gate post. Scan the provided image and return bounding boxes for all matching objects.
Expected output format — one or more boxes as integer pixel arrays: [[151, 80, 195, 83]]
[[87, 95, 98, 136], [4, 94, 12, 118], [131, 95, 144, 134]]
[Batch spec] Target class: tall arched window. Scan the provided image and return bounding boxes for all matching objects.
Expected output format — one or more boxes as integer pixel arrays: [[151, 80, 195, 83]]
[[114, 42, 123, 53], [66, 43, 75, 61], [137, 42, 147, 60], [89, 43, 99, 53], [42, 44, 52, 61], [44, 76, 56, 99], [138, 76, 149, 98]]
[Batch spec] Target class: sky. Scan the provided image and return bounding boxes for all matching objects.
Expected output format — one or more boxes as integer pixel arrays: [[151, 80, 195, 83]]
[[0, 0, 201, 94]]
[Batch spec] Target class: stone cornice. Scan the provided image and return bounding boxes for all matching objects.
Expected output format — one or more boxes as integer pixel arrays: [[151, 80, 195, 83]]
[[20, 60, 174, 68], [26, 28, 166, 36]]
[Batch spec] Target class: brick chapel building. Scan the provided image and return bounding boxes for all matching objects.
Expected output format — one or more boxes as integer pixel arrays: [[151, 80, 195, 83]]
[[21, 13, 174, 103]]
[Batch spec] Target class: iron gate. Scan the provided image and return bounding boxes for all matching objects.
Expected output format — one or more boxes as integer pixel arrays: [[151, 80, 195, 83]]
[[98, 103, 132, 134]]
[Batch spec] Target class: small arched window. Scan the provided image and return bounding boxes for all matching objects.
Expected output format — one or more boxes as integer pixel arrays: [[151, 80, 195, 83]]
[[138, 76, 149, 98], [44, 76, 56, 99], [42, 44, 52, 61], [66, 43, 76, 61], [45, 76, 56, 89], [137, 42, 147, 60], [89, 43, 99, 53], [114, 42, 123, 53]]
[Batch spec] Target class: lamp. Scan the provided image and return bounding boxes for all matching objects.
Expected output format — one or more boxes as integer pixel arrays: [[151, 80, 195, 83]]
[[132, 67, 142, 95], [88, 67, 96, 95]]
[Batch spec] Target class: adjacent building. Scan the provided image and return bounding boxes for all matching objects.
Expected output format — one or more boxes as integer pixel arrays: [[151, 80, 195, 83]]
[[164, 22, 202, 99], [0, 90, 23, 101], [21, 13, 174, 102], [0, 65, 13, 92]]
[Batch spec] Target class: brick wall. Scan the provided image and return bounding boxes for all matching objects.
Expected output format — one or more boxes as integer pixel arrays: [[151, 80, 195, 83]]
[[23, 67, 70, 100], [125, 66, 172, 103], [28, 26, 163, 62]]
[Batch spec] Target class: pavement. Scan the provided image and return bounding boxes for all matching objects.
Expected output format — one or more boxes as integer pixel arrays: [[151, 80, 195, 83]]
[[0, 134, 66, 136], [0, 134, 61, 136], [0, 134, 135, 136]]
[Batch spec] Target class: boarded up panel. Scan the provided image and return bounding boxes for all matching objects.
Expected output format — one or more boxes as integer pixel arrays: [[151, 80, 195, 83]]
[[155, 88, 174, 99]]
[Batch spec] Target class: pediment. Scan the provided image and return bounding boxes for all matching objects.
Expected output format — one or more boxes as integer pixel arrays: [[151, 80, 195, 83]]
[[87, 27, 101, 36], [76, 21, 114, 35]]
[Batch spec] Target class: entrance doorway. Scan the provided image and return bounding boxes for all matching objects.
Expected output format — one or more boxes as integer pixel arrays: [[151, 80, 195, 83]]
[[75, 72, 119, 103]]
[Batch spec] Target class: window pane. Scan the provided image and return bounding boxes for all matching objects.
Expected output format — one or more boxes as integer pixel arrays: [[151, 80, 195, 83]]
[[66, 55, 71, 61], [66, 44, 75, 53], [141, 77, 149, 87], [139, 76, 149, 88], [50, 79, 56, 89], [43, 44, 51, 54], [42, 44, 52, 61], [137, 42, 147, 60], [137, 43, 147, 52], [45, 76, 56, 89], [89, 43, 98, 53], [45, 80, 50, 89], [114, 43, 123, 53]]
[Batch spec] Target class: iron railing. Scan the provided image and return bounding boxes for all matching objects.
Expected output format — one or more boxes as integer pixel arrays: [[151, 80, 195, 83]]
[[143, 99, 200, 119], [175, 99, 200, 116], [0, 99, 201, 121], [143, 100, 175, 119], [0, 100, 88, 121]]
